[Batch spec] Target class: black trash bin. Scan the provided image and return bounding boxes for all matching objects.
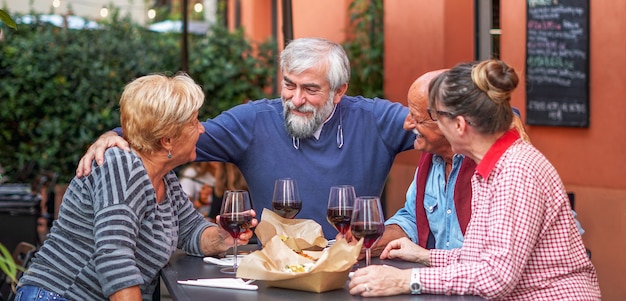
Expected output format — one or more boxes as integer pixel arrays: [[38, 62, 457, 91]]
[[0, 183, 41, 252]]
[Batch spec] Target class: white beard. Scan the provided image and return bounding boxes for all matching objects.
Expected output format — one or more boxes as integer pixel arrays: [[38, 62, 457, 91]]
[[283, 92, 335, 138]]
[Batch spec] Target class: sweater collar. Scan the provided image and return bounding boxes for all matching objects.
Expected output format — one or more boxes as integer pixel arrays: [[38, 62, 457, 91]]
[[475, 129, 520, 178]]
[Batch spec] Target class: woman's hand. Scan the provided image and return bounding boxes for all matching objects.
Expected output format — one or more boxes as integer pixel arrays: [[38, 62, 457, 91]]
[[348, 265, 411, 297], [380, 237, 430, 265], [215, 209, 258, 247], [200, 209, 258, 256]]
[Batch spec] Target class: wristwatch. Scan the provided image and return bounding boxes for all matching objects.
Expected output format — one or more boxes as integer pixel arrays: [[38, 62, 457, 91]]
[[410, 268, 422, 295]]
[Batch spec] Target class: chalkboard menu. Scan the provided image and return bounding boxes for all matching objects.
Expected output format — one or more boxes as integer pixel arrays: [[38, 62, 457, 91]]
[[525, 0, 589, 127]]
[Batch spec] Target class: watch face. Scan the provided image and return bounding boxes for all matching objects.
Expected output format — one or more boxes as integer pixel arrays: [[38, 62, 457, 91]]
[[410, 282, 422, 294]]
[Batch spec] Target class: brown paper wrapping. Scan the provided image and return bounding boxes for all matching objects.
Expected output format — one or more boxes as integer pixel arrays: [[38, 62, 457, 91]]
[[255, 208, 328, 251], [237, 223, 363, 292]]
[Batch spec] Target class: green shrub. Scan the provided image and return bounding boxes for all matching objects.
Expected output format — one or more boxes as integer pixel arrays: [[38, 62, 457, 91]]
[[0, 13, 277, 183], [343, 0, 384, 99]]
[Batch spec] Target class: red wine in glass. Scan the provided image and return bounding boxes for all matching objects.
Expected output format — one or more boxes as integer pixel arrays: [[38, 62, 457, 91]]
[[351, 196, 385, 267], [272, 178, 302, 219], [326, 185, 356, 236], [219, 212, 253, 238], [272, 201, 302, 219], [326, 206, 353, 235], [350, 221, 384, 249], [219, 190, 252, 274]]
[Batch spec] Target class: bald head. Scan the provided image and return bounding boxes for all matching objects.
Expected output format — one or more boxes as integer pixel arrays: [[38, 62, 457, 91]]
[[404, 69, 454, 160], [407, 69, 447, 110]]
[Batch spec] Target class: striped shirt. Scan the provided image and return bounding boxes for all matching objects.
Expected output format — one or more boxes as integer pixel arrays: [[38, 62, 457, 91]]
[[19, 148, 212, 300], [420, 130, 601, 300]]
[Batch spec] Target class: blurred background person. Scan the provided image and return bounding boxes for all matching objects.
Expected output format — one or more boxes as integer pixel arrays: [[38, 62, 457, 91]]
[[179, 162, 216, 217], [207, 162, 248, 223]]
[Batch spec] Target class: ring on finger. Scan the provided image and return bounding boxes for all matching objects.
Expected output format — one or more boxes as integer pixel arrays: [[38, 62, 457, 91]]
[[364, 283, 370, 292]]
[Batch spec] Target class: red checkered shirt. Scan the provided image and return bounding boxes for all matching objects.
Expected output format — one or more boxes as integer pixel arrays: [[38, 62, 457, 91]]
[[419, 130, 601, 300]]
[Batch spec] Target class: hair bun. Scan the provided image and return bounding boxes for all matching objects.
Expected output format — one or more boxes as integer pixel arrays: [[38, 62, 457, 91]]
[[471, 60, 519, 105]]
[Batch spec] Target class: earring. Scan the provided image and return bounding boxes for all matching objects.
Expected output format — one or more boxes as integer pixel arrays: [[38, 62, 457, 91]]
[[167, 150, 172, 159]]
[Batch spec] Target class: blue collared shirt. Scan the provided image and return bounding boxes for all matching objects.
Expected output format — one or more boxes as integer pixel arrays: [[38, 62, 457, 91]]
[[385, 154, 466, 250]]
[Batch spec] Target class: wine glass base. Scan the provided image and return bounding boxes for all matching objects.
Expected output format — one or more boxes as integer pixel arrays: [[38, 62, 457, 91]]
[[220, 267, 237, 274]]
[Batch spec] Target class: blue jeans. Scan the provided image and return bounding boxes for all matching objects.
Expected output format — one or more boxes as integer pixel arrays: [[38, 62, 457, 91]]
[[13, 285, 70, 301]]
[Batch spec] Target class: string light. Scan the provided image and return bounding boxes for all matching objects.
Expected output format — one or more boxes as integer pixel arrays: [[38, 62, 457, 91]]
[[52, 0, 145, 16], [45, 0, 205, 23], [99, 6, 108, 18], [194, 3, 204, 13]]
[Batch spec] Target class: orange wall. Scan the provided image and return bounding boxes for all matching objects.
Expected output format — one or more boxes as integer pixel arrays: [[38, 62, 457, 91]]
[[384, 0, 475, 213], [238, 0, 273, 44], [233, 0, 351, 48]]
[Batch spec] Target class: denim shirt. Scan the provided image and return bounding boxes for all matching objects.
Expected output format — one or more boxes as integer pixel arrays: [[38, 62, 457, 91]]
[[385, 154, 466, 250]]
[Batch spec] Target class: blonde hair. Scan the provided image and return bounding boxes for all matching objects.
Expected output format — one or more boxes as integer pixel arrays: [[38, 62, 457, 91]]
[[512, 114, 531, 142], [119, 73, 204, 153]]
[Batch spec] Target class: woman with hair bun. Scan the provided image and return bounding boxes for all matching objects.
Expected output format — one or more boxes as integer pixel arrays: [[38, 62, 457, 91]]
[[348, 60, 600, 300]]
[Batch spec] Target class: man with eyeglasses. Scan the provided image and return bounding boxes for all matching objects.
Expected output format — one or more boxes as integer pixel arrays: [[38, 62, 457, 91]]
[[363, 70, 476, 257]]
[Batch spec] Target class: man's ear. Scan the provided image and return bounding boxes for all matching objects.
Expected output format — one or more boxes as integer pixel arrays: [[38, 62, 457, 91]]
[[333, 83, 348, 104]]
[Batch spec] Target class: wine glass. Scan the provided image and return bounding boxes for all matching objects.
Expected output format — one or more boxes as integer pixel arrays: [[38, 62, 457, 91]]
[[271, 178, 302, 219], [350, 196, 385, 267], [326, 185, 356, 237], [219, 189, 253, 274]]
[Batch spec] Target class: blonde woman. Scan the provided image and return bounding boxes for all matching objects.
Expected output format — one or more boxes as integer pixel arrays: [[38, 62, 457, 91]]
[[16, 73, 257, 301]]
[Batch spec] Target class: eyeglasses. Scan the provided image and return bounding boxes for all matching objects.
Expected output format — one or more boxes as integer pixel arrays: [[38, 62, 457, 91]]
[[426, 108, 457, 121], [427, 108, 473, 125], [408, 113, 435, 126]]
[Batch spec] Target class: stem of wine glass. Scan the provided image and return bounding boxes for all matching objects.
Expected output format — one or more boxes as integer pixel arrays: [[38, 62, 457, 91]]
[[233, 240, 238, 271], [365, 247, 371, 267]]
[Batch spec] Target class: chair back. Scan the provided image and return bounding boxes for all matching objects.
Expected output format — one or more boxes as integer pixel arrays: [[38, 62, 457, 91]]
[[0, 242, 37, 301]]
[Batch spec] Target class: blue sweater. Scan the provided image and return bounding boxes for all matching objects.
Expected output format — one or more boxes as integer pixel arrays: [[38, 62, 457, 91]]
[[195, 96, 414, 238]]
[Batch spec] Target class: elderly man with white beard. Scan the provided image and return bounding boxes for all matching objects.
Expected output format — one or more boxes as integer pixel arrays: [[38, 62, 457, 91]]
[[75, 37, 415, 239]]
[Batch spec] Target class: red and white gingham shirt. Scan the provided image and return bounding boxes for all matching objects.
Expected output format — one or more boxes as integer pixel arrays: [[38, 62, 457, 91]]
[[420, 129, 601, 300]]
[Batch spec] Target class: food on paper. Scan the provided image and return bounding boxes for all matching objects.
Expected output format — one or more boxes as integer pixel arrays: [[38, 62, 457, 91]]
[[256, 208, 327, 251], [295, 250, 317, 261], [236, 235, 363, 293], [284, 263, 314, 273]]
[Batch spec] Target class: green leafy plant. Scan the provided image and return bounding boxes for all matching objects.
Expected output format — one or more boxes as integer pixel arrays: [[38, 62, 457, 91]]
[[0, 9, 19, 291], [343, 0, 384, 98], [0, 243, 21, 293], [0, 12, 277, 183], [0, 9, 17, 29]]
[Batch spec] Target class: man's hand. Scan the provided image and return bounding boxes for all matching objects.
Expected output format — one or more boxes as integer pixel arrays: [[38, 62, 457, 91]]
[[76, 131, 130, 178]]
